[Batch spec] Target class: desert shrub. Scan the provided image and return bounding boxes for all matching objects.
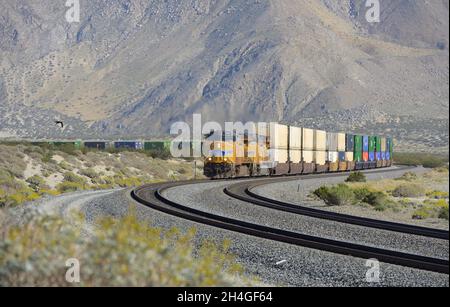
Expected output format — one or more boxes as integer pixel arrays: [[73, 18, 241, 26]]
[[439, 206, 449, 221], [394, 153, 448, 168], [396, 172, 417, 182], [353, 187, 371, 201], [63, 172, 87, 185], [41, 151, 54, 163], [59, 161, 73, 171], [144, 149, 171, 160], [345, 172, 366, 183], [0, 211, 247, 287], [0, 169, 13, 183], [353, 188, 390, 211], [392, 184, 426, 198], [114, 177, 142, 188], [26, 175, 46, 192], [426, 190, 449, 199], [313, 184, 355, 206], [79, 168, 98, 179], [56, 182, 86, 193]]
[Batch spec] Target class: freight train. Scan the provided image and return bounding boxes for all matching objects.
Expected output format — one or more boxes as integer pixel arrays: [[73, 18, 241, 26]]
[[203, 123, 393, 179]]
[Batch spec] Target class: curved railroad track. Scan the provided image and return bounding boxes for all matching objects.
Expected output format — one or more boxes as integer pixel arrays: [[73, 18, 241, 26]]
[[132, 177, 449, 274], [224, 168, 449, 240]]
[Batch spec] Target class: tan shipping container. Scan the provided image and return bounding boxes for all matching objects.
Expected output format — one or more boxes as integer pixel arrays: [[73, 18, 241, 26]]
[[302, 150, 314, 163], [314, 130, 327, 151], [270, 123, 289, 149], [302, 128, 314, 151], [289, 126, 302, 150], [337, 133, 346, 152], [270, 149, 288, 163], [314, 151, 327, 165], [345, 152, 354, 162], [326, 132, 339, 151], [381, 137, 387, 152], [289, 149, 302, 163]]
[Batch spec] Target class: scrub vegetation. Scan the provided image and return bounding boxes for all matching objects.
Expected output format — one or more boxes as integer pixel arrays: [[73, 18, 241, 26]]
[[0, 143, 203, 207], [394, 152, 449, 169], [0, 210, 250, 287], [313, 168, 449, 222]]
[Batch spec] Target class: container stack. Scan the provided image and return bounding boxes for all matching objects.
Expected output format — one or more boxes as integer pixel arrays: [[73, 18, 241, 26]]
[[269, 123, 289, 174], [314, 130, 328, 173], [381, 137, 387, 166], [368, 136, 377, 168], [354, 135, 363, 169], [289, 126, 303, 174], [362, 136, 369, 166], [337, 133, 347, 171], [302, 128, 315, 174], [386, 137, 393, 166], [375, 136, 383, 168], [345, 134, 355, 170], [327, 132, 339, 172]]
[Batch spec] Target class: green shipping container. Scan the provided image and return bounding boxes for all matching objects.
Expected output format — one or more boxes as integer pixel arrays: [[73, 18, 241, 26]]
[[369, 136, 377, 152], [376, 136, 382, 152], [144, 141, 170, 151], [354, 135, 363, 162]]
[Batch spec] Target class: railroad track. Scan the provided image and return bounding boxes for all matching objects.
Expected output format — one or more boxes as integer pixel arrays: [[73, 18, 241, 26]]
[[132, 179, 449, 274], [224, 167, 449, 240]]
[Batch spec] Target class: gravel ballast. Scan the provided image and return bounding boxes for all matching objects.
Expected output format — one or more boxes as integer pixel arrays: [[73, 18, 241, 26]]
[[12, 179, 449, 287]]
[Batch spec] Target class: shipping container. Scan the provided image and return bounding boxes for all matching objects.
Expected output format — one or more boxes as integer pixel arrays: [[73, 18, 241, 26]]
[[345, 152, 354, 162], [327, 151, 339, 163], [114, 141, 144, 150], [84, 141, 109, 150], [376, 136, 382, 153], [289, 126, 302, 150], [354, 135, 363, 151], [270, 123, 289, 149], [326, 132, 339, 151], [302, 151, 314, 163], [314, 151, 327, 165], [363, 152, 369, 162], [270, 149, 288, 163], [381, 137, 387, 152], [381, 151, 387, 160], [144, 141, 171, 151], [289, 149, 302, 163], [302, 128, 314, 151], [369, 136, 377, 153], [337, 133, 346, 152], [346, 134, 355, 152], [50, 140, 82, 149], [338, 152, 346, 162], [376, 152, 382, 161], [363, 136, 369, 152], [387, 138, 393, 153], [314, 130, 327, 151], [386, 152, 391, 161], [369, 152, 376, 162]]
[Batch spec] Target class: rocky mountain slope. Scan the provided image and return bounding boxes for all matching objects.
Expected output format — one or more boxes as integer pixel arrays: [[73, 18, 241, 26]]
[[0, 0, 448, 150]]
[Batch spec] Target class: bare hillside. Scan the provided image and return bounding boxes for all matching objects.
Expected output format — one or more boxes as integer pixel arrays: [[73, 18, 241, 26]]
[[0, 0, 448, 150]]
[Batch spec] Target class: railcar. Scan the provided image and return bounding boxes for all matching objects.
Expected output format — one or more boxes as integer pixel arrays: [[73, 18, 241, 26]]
[[203, 123, 393, 179]]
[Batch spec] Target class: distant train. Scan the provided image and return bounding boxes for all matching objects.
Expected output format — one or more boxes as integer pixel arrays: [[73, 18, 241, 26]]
[[31, 140, 172, 151], [203, 123, 393, 179]]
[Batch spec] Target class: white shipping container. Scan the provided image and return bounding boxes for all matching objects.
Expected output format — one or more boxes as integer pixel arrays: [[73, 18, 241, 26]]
[[302, 128, 314, 150], [381, 137, 387, 152], [314, 151, 327, 165], [289, 150, 302, 163], [327, 151, 339, 163], [289, 126, 302, 149], [270, 123, 289, 149], [314, 130, 327, 151], [269, 149, 288, 163], [345, 152, 354, 162], [302, 150, 314, 163], [326, 133, 339, 151], [337, 133, 346, 152]]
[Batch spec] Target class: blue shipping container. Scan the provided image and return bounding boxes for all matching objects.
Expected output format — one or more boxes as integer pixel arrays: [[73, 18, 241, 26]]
[[346, 134, 355, 152], [386, 152, 391, 160], [381, 152, 386, 160], [338, 152, 346, 162], [376, 152, 382, 161], [115, 141, 143, 150], [363, 136, 369, 152], [369, 152, 376, 162]]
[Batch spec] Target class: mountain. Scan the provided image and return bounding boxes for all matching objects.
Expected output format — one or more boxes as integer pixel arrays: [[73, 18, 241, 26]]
[[0, 0, 448, 151]]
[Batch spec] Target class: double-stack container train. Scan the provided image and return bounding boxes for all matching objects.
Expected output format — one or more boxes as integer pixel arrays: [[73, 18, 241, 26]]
[[203, 123, 393, 179]]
